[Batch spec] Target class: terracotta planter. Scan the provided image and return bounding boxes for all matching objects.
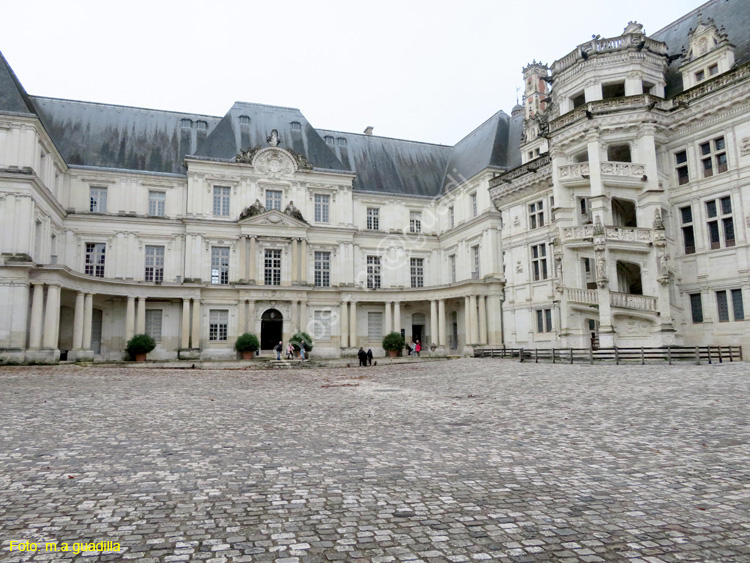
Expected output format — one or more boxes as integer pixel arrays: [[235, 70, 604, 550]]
[[242, 351, 254, 360], [388, 350, 398, 358], [135, 353, 147, 362]]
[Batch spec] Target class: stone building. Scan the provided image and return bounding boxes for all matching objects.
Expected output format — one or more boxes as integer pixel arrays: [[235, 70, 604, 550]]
[[1, 0, 749, 363]]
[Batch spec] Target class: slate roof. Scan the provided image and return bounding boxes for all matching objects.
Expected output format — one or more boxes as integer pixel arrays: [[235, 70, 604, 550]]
[[315, 130, 451, 197], [0, 52, 37, 116], [652, 0, 750, 97]]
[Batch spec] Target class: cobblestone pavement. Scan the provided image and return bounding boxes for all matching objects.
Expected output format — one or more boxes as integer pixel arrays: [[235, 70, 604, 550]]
[[1, 359, 749, 563]]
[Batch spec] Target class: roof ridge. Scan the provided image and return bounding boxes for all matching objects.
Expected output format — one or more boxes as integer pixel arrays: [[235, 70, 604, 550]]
[[651, 0, 720, 37], [316, 128, 452, 148], [452, 109, 509, 147], [231, 100, 302, 112], [31, 95, 222, 119]]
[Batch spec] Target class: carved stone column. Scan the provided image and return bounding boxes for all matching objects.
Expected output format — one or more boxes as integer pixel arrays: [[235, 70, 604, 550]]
[[393, 301, 401, 335], [469, 294, 478, 344], [594, 220, 614, 346], [464, 296, 471, 346], [191, 299, 201, 349], [42, 284, 60, 349], [291, 238, 299, 284], [181, 298, 191, 349], [248, 236, 257, 283], [300, 239, 308, 284], [83, 293, 93, 350], [438, 299, 447, 346], [126, 296, 135, 342], [136, 296, 146, 335], [349, 300, 357, 348], [247, 300, 256, 335], [384, 301, 392, 335], [73, 291, 85, 350], [340, 301, 349, 348], [300, 301, 308, 333], [430, 300, 438, 346], [478, 295, 488, 345]]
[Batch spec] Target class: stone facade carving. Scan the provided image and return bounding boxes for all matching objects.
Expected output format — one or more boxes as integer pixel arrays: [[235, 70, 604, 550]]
[[267, 129, 280, 147], [239, 199, 266, 220], [254, 149, 295, 178], [741, 137, 750, 156], [283, 201, 306, 223]]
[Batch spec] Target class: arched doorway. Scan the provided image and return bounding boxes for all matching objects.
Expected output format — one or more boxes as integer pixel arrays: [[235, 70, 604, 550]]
[[261, 308, 283, 350]]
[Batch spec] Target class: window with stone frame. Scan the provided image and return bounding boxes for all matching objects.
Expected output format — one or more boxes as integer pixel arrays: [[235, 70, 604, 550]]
[[148, 191, 166, 216], [472, 245, 480, 279], [529, 200, 545, 229], [211, 247, 230, 285], [409, 211, 421, 233], [367, 255, 381, 289], [449, 205, 455, 229], [705, 196, 735, 250], [314, 194, 330, 223], [716, 289, 744, 322], [536, 308, 553, 333], [264, 249, 281, 286], [265, 189, 282, 211], [145, 245, 165, 282], [680, 206, 696, 254], [410, 257, 424, 288], [367, 312, 383, 340], [366, 207, 379, 230], [449, 254, 456, 283], [531, 244, 548, 281], [314, 251, 330, 287], [209, 309, 228, 341], [89, 187, 107, 213], [470, 192, 478, 217], [145, 309, 163, 343], [689, 293, 703, 323], [313, 310, 332, 340], [213, 186, 230, 216], [675, 150, 689, 186], [700, 137, 727, 178], [85, 242, 106, 277]]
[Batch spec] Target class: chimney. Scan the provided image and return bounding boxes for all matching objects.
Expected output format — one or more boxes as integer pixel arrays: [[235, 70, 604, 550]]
[[364, 126, 374, 136]]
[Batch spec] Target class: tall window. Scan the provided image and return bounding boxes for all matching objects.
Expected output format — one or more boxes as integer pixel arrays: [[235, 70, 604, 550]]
[[470, 193, 478, 217], [314, 251, 330, 287], [211, 247, 230, 285], [716, 289, 744, 322], [266, 189, 282, 211], [85, 243, 106, 277], [367, 312, 383, 340], [367, 207, 379, 230], [209, 310, 228, 341], [449, 205, 455, 229], [410, 258, 424, 288], [680, 206, 696, 254], [700, 137, 727, 178], [536, 309, 553, 333], [313, 310, 332, 340], [148, 191, 166, 216], [409, 212, 421, 233], [367, 256, 381, 289], [529, 200, 544, 229], [675, 151, 689, 185], [89, 187, 107, 213], [449, 254, 456, 283], [264, 249, 281, 286], [706, 196, 735, 249], [145, 245, 165, 283], [531, 244, 548, 281], [145, 310, 163, 343], [213, 186, 230, 216], [472, 246, 480, 279], [689, 293, 703, 323], [314, 194, 330, 223]]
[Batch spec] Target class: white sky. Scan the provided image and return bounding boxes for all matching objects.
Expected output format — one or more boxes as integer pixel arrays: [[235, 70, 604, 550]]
[[3, 0, 705, 146]]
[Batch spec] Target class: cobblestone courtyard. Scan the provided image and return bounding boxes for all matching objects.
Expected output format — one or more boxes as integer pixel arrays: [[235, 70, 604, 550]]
[[1, 359, 749, 563]]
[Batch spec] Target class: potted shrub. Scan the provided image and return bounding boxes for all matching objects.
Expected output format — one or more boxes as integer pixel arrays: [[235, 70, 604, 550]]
[[291, 331, 314, 358], [126, 333, 156, 362], [382, 332, 405, 358], [234, 332, 260, 360]]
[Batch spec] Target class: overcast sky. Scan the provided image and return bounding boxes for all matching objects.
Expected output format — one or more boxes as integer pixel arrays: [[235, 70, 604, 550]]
[[3, 0, 705, 146]]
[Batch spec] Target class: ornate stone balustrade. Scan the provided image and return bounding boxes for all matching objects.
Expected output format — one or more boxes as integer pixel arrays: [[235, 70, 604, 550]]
[[549, 95, 658, 133], [566, 288, 598, 305], [489, 154, 552, 188], [600, 161, 645, 178], [610, 292, 657, 311], [552, 35, 667, 75], [670, 62, 750, 106], [561, 225, 652, 243], [558, 163, 590, 180]]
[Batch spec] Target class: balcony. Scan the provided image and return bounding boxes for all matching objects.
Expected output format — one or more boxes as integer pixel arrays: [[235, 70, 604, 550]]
[[610, 292, 657, 312], [561, 225, 652, 247], [566, 287, 598, 306], [549, 94, 661, 134], [600, 161, 646, 185], [552, 35, 667, 76], [557, 162, 590, 186]]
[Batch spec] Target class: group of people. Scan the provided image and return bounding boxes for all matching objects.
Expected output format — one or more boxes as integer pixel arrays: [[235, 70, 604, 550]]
[[357, 347, 374, 366], [406, 340, 422, 357], [274, 340, 306, 360]]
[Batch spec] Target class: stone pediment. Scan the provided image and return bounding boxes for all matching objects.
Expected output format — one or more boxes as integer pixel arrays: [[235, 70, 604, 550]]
[[235, 146, 314, 178], [239, 209, 308, 229]]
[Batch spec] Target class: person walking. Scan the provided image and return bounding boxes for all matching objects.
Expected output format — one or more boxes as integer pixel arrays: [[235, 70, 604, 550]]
[[366, 348, 373, 366], [274, 341, 283, 360], [299, 342, 306, 360], [286, 343, 294, 359], [415, 340, 421, 357], [357, 347, 367, 367], [409, 341, 415, 356]]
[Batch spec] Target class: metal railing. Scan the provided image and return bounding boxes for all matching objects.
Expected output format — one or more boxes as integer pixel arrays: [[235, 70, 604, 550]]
[[475, 345, 742, 365]]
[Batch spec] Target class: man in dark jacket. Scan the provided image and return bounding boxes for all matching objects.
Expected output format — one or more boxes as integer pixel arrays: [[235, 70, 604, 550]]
[[366, 348, 373, 366], [357, 347, 367, 367], [274, 341, 283, 360]]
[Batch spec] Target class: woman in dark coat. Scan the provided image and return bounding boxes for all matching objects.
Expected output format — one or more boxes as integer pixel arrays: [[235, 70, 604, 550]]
[[366, 348, 373, 366], [357, 347, 367, 367]]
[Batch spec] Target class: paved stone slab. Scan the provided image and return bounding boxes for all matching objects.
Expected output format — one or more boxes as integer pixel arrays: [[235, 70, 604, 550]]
[[0, 360, 748, 561]]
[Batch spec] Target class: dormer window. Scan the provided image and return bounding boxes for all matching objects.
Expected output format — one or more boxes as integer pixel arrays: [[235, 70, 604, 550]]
[[695, 70, 705, 82], [181, 119, 192, 128], [325, 136, 334, 145], [196, 120, 207, 130], [337, 137, 347, 146], [239, 115, 251, 125], [708, 64, 719, 76], [291, 121, 301, 131]]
